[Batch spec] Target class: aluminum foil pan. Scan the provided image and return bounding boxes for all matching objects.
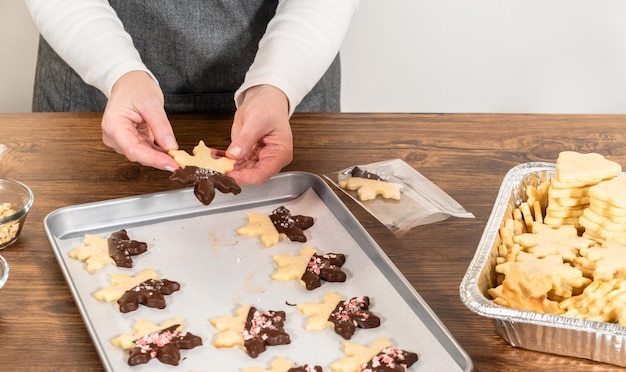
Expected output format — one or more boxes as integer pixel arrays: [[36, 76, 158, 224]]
[[460, 162, 626, 367]]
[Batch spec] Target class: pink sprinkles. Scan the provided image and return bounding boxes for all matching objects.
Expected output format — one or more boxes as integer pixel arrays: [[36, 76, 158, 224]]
[[306, 253, 338, 275], [243, 310, 282, 341], [333, 297, 369, 322], [135, 329, 187, 358], [360, 347, 418, 371]]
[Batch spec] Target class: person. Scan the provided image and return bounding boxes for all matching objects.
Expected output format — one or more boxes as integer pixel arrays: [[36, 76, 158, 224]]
[[25, 0, 359, 185]]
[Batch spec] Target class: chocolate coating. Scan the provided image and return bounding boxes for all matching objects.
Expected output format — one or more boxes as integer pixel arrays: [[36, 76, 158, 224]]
[[301, 253, 347, 290], [117, 278, 181, 313], [170, 166, 241, 205], [269, 206, 314, 243], [243, 307, 290, 358], [350, 166, 381, 180], [108, 229, 148, 268], [288, 366, 323, 372], [128, 324, 202, 366], [328, 296, 380, 339], [362, 347, 419, 371]]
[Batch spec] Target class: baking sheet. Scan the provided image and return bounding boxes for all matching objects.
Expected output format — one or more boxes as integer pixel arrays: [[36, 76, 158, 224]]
[[45, 172, 472, 372], [460, 163, 626, 367]]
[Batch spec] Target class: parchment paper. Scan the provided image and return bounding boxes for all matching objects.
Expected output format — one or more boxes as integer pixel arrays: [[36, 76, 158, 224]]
[[50, 188, 466, 372]]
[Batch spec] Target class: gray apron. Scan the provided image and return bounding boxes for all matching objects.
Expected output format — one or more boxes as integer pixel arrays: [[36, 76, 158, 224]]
[[32, 1, 340, 113]]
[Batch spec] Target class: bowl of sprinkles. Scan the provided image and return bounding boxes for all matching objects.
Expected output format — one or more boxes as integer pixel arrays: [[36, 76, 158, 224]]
[[0, 178, 34, 249]]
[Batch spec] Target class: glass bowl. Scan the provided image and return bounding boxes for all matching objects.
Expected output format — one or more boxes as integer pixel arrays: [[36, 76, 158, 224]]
[[0, 255, 8, 288], [0, 178, 34, 249]]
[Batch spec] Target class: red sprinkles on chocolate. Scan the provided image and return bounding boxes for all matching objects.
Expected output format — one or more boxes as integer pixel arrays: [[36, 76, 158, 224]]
[[243, 307, 291, 358], [128, 325, 202, 366], [361, 347, 419, 372], [269, 206, 314, 243], [329, 296, 381, 339], [301, 253, 347, 290]]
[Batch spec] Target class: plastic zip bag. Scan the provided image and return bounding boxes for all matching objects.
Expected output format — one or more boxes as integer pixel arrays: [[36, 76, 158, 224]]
[[324, 159, 474, 237]]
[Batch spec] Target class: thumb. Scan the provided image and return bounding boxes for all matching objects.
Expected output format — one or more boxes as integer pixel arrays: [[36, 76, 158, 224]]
[[226, 119, 263, 161], [142, 105, 178, 151], [226, 138, 251, 161]]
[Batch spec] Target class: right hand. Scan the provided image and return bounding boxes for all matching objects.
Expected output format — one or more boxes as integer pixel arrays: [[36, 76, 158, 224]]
[[101, 71, 180, 171], [225, 84, 293, 185]]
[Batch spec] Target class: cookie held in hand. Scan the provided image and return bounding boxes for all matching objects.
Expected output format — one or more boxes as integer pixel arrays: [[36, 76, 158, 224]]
[[168, 140, 235, 174], [168, 141, 241, 205], [170, 166, 241, 205]]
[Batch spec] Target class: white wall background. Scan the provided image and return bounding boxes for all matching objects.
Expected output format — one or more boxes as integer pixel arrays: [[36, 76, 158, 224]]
[[4, 0, 626, 114], [1, 0, 39, 112]]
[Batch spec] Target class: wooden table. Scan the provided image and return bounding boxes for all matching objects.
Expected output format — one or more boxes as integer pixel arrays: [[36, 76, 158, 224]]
[[0, 112, 624, 371]]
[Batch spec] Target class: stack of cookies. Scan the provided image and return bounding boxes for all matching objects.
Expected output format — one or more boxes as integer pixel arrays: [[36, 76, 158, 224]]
[[491, 151, 626, 326], [545, 151, 622, 227], [579, 176, 626, 242]]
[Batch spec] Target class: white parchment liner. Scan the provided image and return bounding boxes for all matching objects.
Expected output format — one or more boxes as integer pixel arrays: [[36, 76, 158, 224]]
[[49, 185, 468, 372]]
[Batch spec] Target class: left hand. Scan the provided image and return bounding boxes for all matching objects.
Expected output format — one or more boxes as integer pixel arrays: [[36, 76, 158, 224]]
[[224, 85, 293, 185], [101, 71, 180, 171]]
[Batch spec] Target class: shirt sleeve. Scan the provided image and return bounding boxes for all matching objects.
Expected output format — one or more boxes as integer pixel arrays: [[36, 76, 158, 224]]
[[26, 0, 359, 110], [234, 0, 360, 116], [24, 0, 152, 97]]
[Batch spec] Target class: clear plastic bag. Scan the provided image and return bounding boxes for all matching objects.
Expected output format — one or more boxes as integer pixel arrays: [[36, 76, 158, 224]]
[[325, 159, 474, 237]]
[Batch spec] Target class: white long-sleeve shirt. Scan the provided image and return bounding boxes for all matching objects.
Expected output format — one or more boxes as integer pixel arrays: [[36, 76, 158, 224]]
[[24, 0, 359, 115]]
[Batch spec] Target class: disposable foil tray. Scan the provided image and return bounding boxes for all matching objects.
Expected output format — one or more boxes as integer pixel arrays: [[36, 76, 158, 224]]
[[460, 162, 626, 367], [45, 172, 472, 372]]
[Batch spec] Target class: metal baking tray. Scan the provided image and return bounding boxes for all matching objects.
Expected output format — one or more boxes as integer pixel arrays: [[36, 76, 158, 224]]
[[45, 172, 472, 372], [460, 162, 626, 367]]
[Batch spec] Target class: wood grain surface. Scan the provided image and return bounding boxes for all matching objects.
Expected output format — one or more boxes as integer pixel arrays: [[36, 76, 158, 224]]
[[0, 112, 625, 371]]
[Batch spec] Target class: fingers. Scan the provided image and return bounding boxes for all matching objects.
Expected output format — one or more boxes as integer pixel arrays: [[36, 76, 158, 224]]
[[101, 71, 180, 171], [228, 147, 292, 185], [140, 103, 179, 153], [101, 115, 179, 171], [226, 84, 293, 185], [101, 76, 294, 181], [227, 137, 292, 185]]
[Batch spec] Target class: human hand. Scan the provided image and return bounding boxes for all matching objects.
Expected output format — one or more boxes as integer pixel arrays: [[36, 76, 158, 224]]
[[101, 71, 180, 171], [225, 85, 292, 185]]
